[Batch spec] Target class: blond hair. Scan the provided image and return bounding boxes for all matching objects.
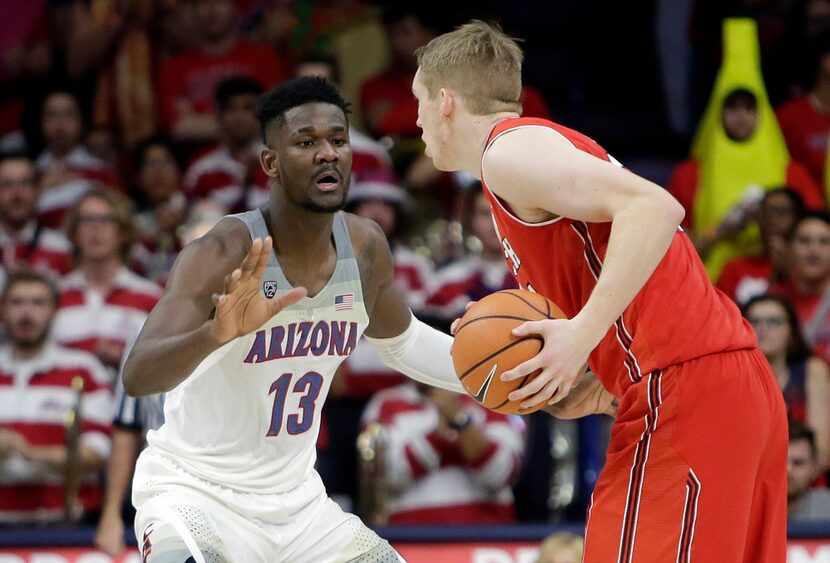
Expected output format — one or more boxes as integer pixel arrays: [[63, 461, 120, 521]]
[[415, 20, 523, 115]]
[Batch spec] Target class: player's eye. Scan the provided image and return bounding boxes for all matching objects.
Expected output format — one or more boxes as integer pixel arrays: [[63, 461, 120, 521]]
[[299, 139, 313, 147], [332, 138, 346, 146]]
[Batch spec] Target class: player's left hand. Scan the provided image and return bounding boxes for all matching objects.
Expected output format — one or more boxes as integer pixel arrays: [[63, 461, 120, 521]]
[[500, 317, 600, 409]]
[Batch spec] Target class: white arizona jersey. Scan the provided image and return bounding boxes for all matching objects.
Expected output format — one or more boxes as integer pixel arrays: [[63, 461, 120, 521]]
[[142, 209, 368, 495]]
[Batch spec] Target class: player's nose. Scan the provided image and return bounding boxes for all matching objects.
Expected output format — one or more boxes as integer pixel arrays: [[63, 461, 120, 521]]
[[316, 141, 339, 162]]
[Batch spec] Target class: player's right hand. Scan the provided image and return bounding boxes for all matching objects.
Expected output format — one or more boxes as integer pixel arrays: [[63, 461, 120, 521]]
[[210, 237, 307, 344]]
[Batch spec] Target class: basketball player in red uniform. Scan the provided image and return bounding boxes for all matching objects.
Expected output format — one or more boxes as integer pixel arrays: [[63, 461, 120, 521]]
[[413, 21, 787, 563]]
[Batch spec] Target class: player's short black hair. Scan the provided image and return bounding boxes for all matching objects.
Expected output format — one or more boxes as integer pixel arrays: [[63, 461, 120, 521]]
[[215, 76, 265, 112], [255, 76, 350, 143]]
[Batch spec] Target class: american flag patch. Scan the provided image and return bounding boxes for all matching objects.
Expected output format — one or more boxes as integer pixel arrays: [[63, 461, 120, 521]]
[[334, 293, 354, 311]]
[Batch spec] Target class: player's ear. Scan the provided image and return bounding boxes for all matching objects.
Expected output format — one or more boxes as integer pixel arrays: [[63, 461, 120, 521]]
[[260, 148, 280, 179], [439, 88, 454, 119]]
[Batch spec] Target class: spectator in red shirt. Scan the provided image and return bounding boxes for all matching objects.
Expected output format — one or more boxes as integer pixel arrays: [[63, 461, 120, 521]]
[[360, 6, 439, 140], [34, 90, 123, 229], [0, 270, 111, 524], [770, 211, 830, 361], [777, 32, 830, 187], [0, 154, 71, 289], [52, 189, 162, 371], [157, 0, 285, 143], [716, 187, 804, 304], [361, 382, 525, 524], [183, 76, 269, 212]]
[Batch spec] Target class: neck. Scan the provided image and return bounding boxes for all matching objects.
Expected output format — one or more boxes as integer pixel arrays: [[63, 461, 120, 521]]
[[0, 218, 29, 237], [767, 353, 789, 383], [811, 79, 830, 114], [49, 145, 74, 160], [12, 341, 46, 361], [80, 257, 122, 292], [794, 275, 830, 296], [459, 112, 520, 178], [266, 196, 336, 265]]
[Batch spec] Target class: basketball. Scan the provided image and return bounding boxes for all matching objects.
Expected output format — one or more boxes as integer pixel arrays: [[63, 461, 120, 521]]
[[451, 289, 566, 414]]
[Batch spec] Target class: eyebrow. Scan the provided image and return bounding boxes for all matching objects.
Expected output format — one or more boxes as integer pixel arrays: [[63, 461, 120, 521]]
[[294, 125, 347, 134]]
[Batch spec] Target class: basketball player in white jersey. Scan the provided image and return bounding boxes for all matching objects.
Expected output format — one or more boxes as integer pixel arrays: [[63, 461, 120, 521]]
[[122, 77, 466, 563]]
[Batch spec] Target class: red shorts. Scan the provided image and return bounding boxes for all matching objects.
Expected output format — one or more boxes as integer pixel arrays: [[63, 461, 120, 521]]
[[583, 348, 787, 563]]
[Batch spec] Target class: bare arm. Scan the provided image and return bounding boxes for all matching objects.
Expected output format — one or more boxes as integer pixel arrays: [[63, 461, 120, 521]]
[[486, 128, 684, 408], [22, 443, 104, 471], [350, 216, 464, 393], [65, 0, 123, 77], [807, 356, 830, 470], [353, 216, 412, 340], [94, 428, 142, 556], [122, 219, 248, 396], [123, 219, 307, 396]]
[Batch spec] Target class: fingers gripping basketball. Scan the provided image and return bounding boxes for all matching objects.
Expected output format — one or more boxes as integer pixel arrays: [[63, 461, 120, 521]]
[[451, 289, 565, 414]]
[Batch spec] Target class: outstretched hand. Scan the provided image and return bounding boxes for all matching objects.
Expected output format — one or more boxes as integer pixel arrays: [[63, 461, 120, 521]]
[[211, 237, 307, 344]]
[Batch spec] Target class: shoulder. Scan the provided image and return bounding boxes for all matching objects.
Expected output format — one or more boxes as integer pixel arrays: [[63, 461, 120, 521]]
[[165, 216, 250, 289], [345, 212, 391, 266], [188, 216, 250, 255], [483, 124, 575, 182]]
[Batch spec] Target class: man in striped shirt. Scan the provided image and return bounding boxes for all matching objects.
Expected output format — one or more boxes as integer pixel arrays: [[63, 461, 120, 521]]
[[51, 189, 162, 371], [0, 270, 112, 524]]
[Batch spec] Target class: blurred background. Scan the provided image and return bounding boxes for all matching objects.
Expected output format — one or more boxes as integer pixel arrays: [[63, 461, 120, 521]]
[[2, 0, 830, 561]]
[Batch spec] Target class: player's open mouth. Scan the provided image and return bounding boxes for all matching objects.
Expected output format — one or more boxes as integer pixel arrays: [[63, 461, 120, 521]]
[[314, 171, 340, 192]]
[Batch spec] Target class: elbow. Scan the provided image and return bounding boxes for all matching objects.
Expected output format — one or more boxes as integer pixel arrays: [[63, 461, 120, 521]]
[[122, 359, 148, 398]]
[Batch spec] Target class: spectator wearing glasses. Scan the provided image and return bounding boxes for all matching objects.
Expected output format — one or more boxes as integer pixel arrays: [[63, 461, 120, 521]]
[[0, 154, 71, 289], [743, 294, 830, 470], [51, 189, 161, 371]]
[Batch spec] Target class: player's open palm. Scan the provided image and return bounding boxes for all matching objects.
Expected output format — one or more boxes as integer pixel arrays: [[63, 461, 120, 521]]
[[211, 237, 307, 344]]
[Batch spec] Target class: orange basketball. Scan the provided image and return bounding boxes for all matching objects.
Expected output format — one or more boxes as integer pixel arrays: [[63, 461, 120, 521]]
[[451, 289, 566, 414]]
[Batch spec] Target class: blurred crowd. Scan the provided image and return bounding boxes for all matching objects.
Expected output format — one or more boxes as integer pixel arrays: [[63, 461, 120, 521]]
[[2, 0, 830, 555]]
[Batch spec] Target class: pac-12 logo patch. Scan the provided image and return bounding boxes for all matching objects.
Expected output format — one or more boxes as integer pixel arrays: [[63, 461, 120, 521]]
[[263, 280, 278, 299]]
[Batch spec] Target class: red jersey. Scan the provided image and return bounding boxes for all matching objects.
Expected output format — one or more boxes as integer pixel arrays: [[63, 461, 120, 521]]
[[481, 117, 757, 397]]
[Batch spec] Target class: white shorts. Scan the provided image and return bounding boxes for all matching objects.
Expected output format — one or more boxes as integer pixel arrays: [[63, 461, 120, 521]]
[[132, 448, 404, 563]]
